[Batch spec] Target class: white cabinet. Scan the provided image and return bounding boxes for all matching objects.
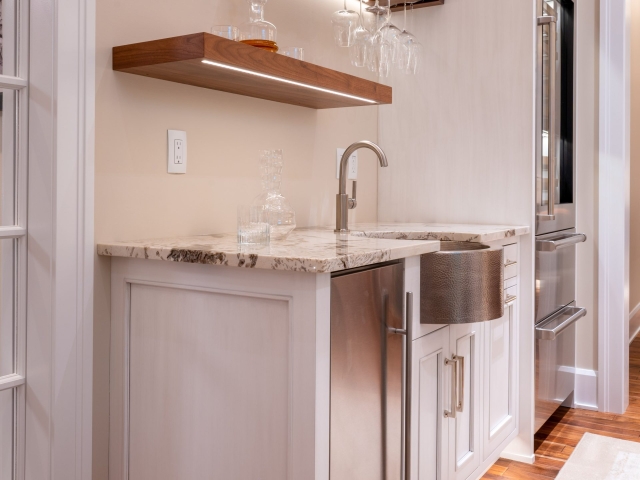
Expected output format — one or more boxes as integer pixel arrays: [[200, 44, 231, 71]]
[[410, 326, 450, 480], [483, 298, 518, 459], [448, 323, 482, 480], [410, 324, 482, 480], [412, 240, 520, 480]]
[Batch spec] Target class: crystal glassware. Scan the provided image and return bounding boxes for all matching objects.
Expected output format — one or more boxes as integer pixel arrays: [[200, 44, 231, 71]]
[[252, 149, 296, 240], [237, 205, 270, 246], [364, 0, 389, 31], [211, 25, 239, 41], [366, 30, 393, 77], [279, 46, 305, 60], [396, 2, 423, 74], [350, 0, 371, 67], [239, 0, 278, 52], [331, 0, 359, 47]]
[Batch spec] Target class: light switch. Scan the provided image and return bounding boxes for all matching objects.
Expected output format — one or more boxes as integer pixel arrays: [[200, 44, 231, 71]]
[[168, 130, 187, 174]]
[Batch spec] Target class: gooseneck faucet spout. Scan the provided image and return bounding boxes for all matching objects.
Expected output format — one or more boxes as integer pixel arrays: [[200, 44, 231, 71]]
[[335, 141, 388, 233]]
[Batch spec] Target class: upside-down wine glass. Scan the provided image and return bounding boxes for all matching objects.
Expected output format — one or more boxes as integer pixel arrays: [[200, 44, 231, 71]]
[[397, 1, 423, 74], [363, 0, 387, 32], [350, 0, 371, 67], [331, 0, 359, 47]]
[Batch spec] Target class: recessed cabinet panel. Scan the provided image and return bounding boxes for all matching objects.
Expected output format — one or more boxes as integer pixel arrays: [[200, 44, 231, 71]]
[[483, 301, 518, 459], [412, 327, 450, 480], [128, 284, 290, 480], [448, 324, 482, 480], [489, 310, 511, 427]]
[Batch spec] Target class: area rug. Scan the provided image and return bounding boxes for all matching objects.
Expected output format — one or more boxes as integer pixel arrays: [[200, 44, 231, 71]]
[[556, 432, 640, 479]]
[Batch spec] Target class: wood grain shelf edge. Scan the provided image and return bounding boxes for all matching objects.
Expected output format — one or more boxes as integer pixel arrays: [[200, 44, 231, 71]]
[[112, 33, 392, 109]]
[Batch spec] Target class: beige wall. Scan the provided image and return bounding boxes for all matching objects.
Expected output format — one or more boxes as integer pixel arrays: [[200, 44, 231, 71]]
[[93, 1, 380, 478], [630, 0, 640, 314]]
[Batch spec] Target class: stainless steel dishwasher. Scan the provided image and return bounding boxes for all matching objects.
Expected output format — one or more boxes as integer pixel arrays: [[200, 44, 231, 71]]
[[330, 262, 406, 480]]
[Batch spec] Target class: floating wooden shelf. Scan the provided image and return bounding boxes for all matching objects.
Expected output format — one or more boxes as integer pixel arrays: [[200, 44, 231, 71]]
[[365, 0, 444, 12], [112, 33, 392, 109]]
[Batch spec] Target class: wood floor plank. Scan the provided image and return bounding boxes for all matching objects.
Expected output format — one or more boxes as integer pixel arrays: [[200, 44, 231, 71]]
[[480, 336, 640, 479]]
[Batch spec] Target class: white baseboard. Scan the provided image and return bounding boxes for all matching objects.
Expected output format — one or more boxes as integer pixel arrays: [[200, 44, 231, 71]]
[[630, 302, 640, 343], [499, 450, 535, 465], [574, 368, 598, 410]]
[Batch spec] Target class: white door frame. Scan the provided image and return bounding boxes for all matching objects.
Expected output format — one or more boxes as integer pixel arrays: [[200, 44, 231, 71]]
[[25, 0, 95, 478], [598, 0, 631, 414]]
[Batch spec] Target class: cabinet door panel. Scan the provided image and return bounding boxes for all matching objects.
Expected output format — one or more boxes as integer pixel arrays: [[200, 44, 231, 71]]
[[128, 284, 291, 480], [411, 326, 450, 480], [448, 323, 482, 480], [483, 301, 517, 459]]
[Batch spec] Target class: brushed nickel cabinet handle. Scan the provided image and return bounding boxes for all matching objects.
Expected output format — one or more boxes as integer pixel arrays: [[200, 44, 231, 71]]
[[444, 356, 458, 419], [455, 354, 465, 413]]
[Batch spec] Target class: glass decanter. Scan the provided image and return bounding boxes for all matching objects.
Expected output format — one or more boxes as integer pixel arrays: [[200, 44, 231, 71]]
[[239, 0, 278, 53], [252, 149, 296, 240]]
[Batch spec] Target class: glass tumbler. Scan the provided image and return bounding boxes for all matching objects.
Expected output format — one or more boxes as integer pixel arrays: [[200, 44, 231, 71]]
[[237, 205, 270, 246], [211, 25, 239, 41], [279, 47, 304, 60]]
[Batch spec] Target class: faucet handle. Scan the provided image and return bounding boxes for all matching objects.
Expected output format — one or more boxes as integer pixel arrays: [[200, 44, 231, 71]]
[[348, 181, 357, 209]]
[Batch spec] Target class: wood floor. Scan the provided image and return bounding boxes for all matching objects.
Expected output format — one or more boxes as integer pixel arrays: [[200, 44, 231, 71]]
[[481, 336, 640, 479]]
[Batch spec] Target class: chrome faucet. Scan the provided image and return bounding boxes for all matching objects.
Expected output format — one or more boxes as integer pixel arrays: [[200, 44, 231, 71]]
[[335, 141, 388, 233]]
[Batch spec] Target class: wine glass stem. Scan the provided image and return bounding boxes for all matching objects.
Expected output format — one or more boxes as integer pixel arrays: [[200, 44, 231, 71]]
[[404, 3, 407, 30]]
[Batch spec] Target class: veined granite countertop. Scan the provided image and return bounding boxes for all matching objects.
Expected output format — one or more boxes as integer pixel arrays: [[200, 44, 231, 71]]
[[347, 223, 530, 243], [97, 229, 441, 274], [97, 223, 529, 273]]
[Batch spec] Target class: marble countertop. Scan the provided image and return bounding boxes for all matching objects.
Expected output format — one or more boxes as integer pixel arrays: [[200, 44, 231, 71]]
[[97, 222, 529, 273], [347, 223, 530, 243], [97, 229, 441, 274]]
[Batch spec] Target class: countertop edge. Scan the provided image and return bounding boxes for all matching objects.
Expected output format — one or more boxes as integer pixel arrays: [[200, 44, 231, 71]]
[[97, 240, 441, 274]]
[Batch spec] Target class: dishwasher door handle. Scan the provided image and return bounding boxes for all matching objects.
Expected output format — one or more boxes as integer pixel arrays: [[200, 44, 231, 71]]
[[536, 306, 587, 340], [403, 292, 413, 480]]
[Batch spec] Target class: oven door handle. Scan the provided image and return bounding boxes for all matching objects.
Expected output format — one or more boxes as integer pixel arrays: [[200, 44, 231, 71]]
[[536, 306, 587, 340], [536, 233, 587, 252]]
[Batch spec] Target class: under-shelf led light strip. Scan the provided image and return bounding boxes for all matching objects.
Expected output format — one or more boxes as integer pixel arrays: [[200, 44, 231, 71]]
[[201, 60, 378, 104]]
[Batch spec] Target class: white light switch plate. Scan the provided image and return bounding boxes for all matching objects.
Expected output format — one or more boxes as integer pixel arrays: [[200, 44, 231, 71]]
[[168, 130, 187, 174], [336, 148, 358, 180]]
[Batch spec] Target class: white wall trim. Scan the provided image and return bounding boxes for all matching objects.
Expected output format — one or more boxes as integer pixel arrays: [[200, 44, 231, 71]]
[[499, 451, 535, 465], [598, 0, 631, 415], [574, 368, 599, 411], [26, 0, 95, 478], [630, 303, 640, 343]]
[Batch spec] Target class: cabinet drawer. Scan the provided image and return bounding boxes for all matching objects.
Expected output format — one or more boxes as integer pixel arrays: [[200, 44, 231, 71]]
[[504, 285, 517, 303], [504, 262, 517, 280], [504, 243, 517, 265]]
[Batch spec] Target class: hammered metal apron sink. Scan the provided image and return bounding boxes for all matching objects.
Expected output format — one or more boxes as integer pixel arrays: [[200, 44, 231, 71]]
[[421, 241, 504, 324]]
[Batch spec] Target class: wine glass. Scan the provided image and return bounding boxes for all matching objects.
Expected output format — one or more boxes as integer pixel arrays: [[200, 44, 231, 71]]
[[331, 0, 359, 47], [396, 1, 423, 74], [364, 0, 389, 32], [366, 29, 393, 77], [350, 0, 372, 67]]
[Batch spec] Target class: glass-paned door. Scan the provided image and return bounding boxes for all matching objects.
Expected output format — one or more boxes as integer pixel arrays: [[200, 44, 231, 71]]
[[0, 0, 29, 479]]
